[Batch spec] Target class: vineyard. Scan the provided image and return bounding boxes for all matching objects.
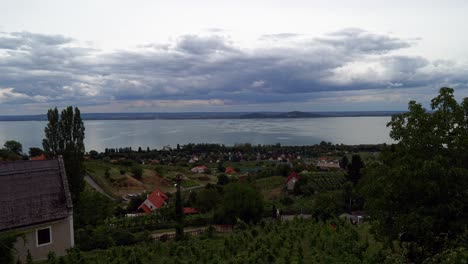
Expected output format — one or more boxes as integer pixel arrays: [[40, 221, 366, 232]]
[[53, 219, 408, 264], [294, 172, 347, 195]]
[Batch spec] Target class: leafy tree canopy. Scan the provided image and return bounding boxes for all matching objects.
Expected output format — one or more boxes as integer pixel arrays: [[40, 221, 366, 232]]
[[216, 183, 264, 224], [360, 87, 468, 260], [43, 106, 85, 202], [3, 140, 22, 155]]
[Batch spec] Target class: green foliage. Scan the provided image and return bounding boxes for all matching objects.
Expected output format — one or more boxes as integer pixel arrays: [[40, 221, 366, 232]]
[[127, 193, 147, 213], [43, 106, 85, 202], [0, 147, 22, 161], [312, 191, 345, 221], [276, 164, 292, 177], [0, 232, 19, 264], [28, 147, 43, 157], [4, 140, 22, 155], [360, 87, 468, 260], [47, 251, 57, 263], [294, 172, 347, 195], [216, 183, 264, 224], [25, 250, 32, 264], [347, 154, 364, 185], [131, 165, 143, 179], [196, 187, 221, 213], [175, 177, 184, 241], [74, 188, 116, 228], [88, 150, 99, 159], [58, 219, 416, 263], [217, 173, 230, 185]]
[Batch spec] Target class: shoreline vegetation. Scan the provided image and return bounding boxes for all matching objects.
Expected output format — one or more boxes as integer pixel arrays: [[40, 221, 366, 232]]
[[0, 111, 404, 121]]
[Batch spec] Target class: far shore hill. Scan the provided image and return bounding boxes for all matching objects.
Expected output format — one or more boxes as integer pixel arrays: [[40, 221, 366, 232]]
[[0, 111, 405, 121]]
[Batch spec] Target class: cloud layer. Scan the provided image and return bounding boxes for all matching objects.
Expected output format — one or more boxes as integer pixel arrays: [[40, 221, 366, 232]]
[[1, 29, 467, 114]]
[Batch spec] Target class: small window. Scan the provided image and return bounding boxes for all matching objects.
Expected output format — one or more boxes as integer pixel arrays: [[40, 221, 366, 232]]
[[37, 227, 52, 246]]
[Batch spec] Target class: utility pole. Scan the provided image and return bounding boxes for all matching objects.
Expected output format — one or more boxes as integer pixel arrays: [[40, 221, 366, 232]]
[[175, 174, 184, 241]]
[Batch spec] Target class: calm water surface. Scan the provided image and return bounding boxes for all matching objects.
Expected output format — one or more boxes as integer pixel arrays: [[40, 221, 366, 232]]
[[0, 117, 394, 152]]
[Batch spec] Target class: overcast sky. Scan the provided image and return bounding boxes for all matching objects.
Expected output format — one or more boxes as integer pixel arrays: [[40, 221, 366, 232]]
[[1, 0, 468, 114]]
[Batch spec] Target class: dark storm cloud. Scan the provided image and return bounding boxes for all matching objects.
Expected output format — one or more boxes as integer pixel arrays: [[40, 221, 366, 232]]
[[317, 28, 412, 55], [0, 29, 467, 110]]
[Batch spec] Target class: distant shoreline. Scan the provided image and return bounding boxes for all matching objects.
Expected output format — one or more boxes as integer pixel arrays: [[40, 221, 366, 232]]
[[0, 111, 403, 121]]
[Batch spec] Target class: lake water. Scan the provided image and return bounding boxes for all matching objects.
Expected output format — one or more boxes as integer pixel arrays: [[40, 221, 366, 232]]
[[0, 117, 394, 152]]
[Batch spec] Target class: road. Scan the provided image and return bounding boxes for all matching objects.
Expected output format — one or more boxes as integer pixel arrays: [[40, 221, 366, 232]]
[[84, 175, 116, 200]]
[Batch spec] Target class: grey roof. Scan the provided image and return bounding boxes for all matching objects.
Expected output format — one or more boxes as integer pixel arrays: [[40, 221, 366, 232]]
[[0, 157, 73, 231]]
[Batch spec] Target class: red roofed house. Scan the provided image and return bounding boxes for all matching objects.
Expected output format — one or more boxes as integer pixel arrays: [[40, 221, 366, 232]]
[[30, 153, 47, 161], [137, 189, 168, 214], [191, 165, 208, 173], [225, 166, 236, 174], [183, 207, 198, 215], [286, 172, 300, 191]]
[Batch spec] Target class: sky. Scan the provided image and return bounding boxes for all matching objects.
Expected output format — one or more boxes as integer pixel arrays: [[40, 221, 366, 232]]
[[1, 0, 468, 114]]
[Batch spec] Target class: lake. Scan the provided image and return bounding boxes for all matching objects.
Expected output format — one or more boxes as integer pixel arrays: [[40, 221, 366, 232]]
[[0, 117, 394, 152]]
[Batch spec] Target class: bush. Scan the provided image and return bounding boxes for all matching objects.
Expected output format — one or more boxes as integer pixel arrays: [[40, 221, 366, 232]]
[[131, 166, 143, 179], [217, 174, 230, 185]]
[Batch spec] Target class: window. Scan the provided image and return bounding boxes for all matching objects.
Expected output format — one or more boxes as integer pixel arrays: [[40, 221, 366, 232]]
[[36, 227, 52, 246]]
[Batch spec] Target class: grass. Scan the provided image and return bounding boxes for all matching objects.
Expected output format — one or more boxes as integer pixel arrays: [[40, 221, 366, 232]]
[[85, 160, 215, 198], [255, 176, 285, 190]]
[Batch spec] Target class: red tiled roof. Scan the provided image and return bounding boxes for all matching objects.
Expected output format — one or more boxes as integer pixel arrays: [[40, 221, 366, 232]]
[[286, 172, 299, 183], [147, 189, 168, 209], [30, 153, 46, 161], [183, 207, 198, 215], [225, 166, 236, 174], [137, 189, 168, 214]]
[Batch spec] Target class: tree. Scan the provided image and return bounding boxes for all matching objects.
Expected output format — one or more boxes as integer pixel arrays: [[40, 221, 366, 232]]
[[175, 174, 184, 241], [131, 166, 143, 179], [196, 187, 221, 212], [340, 155, 349, 169], [216, 183, 264, 224], [347, 154, 364, 185], [360, 87, 468, 260], [3, 140, 22, 155], [88, 150, 98, 159], [74, 189, 115, 228], [29, 147, 43, 157], [217, 174, 230, 185], [43, 106, 85, 202]]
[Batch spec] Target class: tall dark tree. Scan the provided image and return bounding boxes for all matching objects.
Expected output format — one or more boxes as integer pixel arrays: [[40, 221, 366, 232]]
[[43, 106, 85, 202], [360, 87, 468, 260], [175, 174, 184, 241], [43, 108, 60, 155], [347, 154, 364, 185], [340, 155, 349, 169]]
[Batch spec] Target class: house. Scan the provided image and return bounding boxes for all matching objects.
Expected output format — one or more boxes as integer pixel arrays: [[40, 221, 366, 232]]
[[137, 189, 168, 214], [191, 165, 208, 173], [30, 153, 46, 161], [225, 166, 236, 174], [183, 207, 198, 215], [0, 158, 74, 262], [286, 172, 300, 191], [188, 155, 199, 163]]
